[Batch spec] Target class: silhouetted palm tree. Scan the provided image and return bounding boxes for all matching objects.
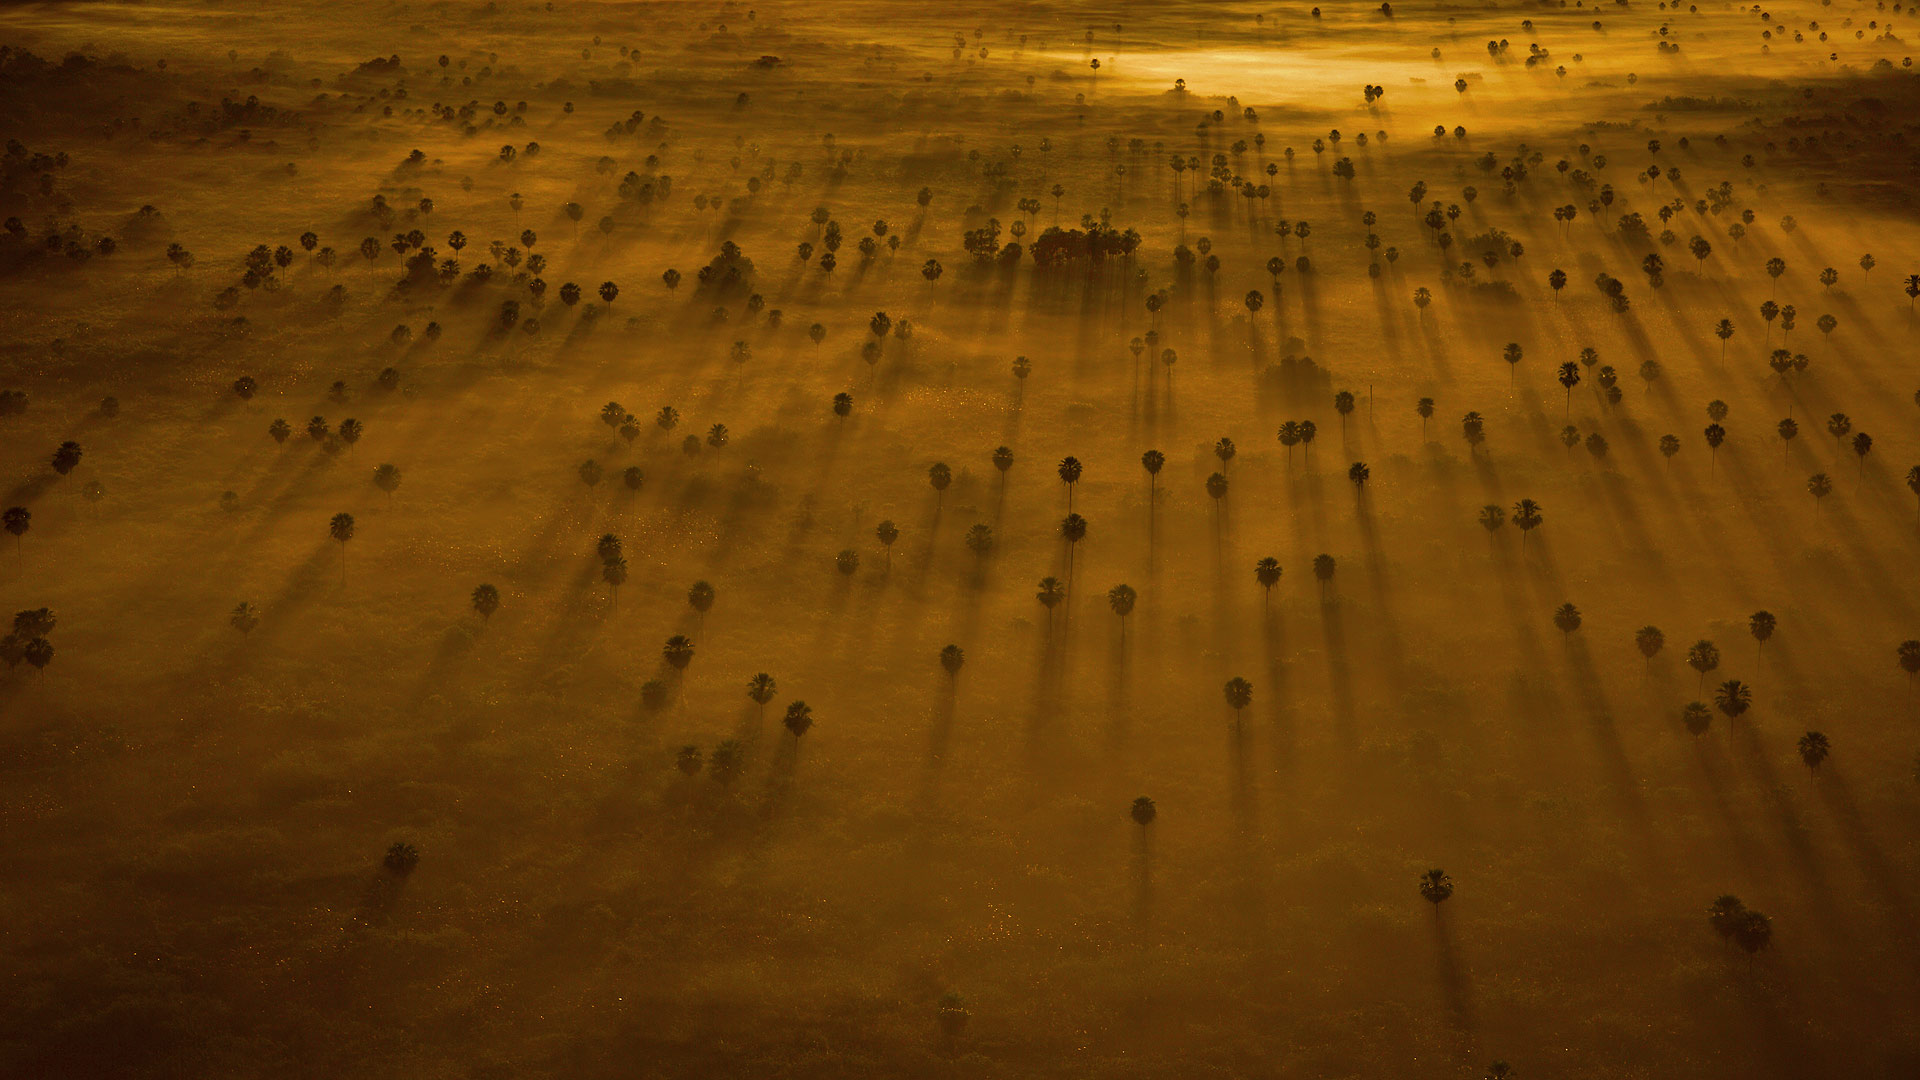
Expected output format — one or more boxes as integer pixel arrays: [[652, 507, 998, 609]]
[[836, 549, 860, 576], [1223, 676, 1253, 725], [1312, 553, 1336, 598], [1713, 679, 1751, 720], [1502, 342, 1523, 387], [1416, 397, 1435, 439], [876, 520, 899, 568], [663, 634, 695, 673], [1683, 701, 1712, 736], [1057, 456, 1083, 509], [783, 700, 813, 737], [1037, 576, 1066, 636], [1420, 868, 1453, 909], [1107, 584, 1137, 637], [1061, 513, 1088, 582], [1807, 472, 1832, 514], [1130, 796, 1157, 825], [940, 644, 965, 680], [329, 512, 355, 583], [1557, 362, 1580, 415], [1748, 611, 1775, 660], [1553, 603, 1581, 640], [1512, 499, 1542, 547], [1334, 390, 1356, 432], [471, 584, 500, 620], [602, 556, 628, 607], [929, 462, 952, 507], [1255, 558, 1282, 607], [992, 446, 1014, 492], [1797, 731, 1829, 774], [1636, 625, 1665, 665], [1347, 461, 1369, 490], [1478, 504, 1505, 532], [1686, 640, 1720, 691], [747, 673, 777, 712]]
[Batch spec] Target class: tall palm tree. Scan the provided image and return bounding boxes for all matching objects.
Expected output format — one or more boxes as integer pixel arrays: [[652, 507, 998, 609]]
[[1502, 342, 1523, 387], [1415, 397, 1435, 440], [1037, 577, 1066, 637], [1347, 461, 1370, 490], [876, 520, 899, 568], [1205, 472, 1229, 519], [1060, 513, 1088, 583], [1419, 868, 1454, 909], [783, 700, 813, 737], [1298, 420, 1318, 463], [329, 512, 355, 584], [602, 555, 628, 608], [471, 583, 500, 620], [940, 644, 965, 680], [1636, 625, 1665, 665], [1057, 456, 1083, 509], [1223, 676, 1253, 726], [1278, 421, 1303, 465], [1255, 557, 1282, 607], [1713, 679, 1751, 720], [1312, 553, 1336, 598], [992, 445, 1014, 493], [1807, 472, 1832, 515], [1553, 602, 1581, 640], [1687, 640, 1720, 691], [1478, 504, 1505, 531], [1557, 361, 1580, 415], [1748, 611, 1775, 660], [1511, 498, 1542, 547], [1130, 796, 1157, 826], [747, 672, 777, 712], [929, 462, 952, 507], [1107, 584, 1137, 638], [1334, 390, 1356, 433], [1141, 449, 1165, 498], [1797, 731, 1830, 774], [663, 634, 695, 672]]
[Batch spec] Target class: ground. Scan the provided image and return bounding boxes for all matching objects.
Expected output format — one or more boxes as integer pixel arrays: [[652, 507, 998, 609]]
[[2, 2, 1919, 1077]]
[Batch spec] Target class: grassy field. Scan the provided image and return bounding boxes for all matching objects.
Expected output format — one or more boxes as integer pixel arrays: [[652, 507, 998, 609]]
[[3, 1, 1920, 1076]]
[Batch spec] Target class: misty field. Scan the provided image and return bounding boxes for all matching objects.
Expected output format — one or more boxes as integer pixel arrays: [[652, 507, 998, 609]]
[[3, 1, 1920, 1077]]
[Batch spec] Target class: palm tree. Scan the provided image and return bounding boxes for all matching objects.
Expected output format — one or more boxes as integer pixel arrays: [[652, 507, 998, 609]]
[[1898, 640, 1920, 693], [2, 505, 27, 554], [1347, 461, 1369, 490], [1557, 362, 1580, 415], [928, 462, 952, 507], [1057, 456, 1083, 509], [1419, 868, 1454, 909], [1037, 576, 1066, 636], [1853, 431, 1873, 474], [1797, 731, 1830, 774], [1333, 390, 1356, 432], [471, 584, 500, 620], [688, 581, 715, 629], [1553, 602, 1581, 640], [965, 523, 994, 560], [1012, 355, 1032, 402], [836, 549, 860, 576], [1214, 437, 1236, 471], [1478, 504, 1505, 531], [373, 463, 401, 506], [1502, 342, 1523, 387], [1687, 640, 1720, 691], [1312, 553, 1336, 598], [940, 644, 965, 680], [1299, 420, 1319, 462], [1107, 584, 1137, 638], [1636, 625, 1665, 665], [1060, 513, 1088, 582], [1906, 465, 1920, 513], [328, 512, 355, 583], [1714, 318, 1735, 362], [744, 673, 778, 716], [663, 634, 695, 672], [1255, 558, 1282, 607], [1682, 701, 1712, 736], [1713, 679, 1751, 720], [1511, 499, 1542, 547], [1416, 397, 1435, 439], [676, 745, 704, 776], [1223, 676, 1253, 725], [875, 520, 899, 568], [602, 556, 628, 607], [1748, 611, 1775, 660], [992, 445, 1014, 492], [1278, 421, 1303, 464], [1461, 412, 1485, 456], [1130, 796, 1157, 826], [1205, 472, 1229, 518], [1807, 472, 1832, 515], [783, 700, 813, 737], [1141, 450, 1165, 500]]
